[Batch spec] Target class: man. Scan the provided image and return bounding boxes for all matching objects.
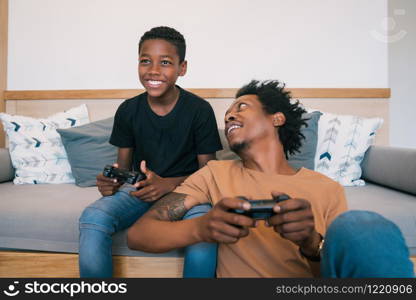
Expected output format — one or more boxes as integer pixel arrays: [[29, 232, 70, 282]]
[[127, 80, 414, 278]]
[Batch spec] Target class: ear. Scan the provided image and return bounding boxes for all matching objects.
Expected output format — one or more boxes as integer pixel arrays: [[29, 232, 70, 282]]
[[273, 112, 286, 127], [178, 60, 187, 77]]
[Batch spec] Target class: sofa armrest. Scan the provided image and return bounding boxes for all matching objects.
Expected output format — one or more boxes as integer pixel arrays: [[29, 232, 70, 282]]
[[361, 145, 416, 195], [0, 148, 14, 183]]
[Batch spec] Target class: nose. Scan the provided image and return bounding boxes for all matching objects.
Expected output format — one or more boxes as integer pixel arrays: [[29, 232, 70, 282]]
[[225, 111, 236, 123], [148, 63, 161, 75]]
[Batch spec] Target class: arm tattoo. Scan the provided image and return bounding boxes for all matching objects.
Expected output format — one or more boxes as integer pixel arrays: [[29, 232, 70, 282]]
[[149, 192, 188, 221]]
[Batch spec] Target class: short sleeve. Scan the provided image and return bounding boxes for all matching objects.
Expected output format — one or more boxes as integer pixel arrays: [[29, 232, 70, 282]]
[[174, 165, 214, 205], [109, 100, 135, 148], [193, 102, 223, 154]]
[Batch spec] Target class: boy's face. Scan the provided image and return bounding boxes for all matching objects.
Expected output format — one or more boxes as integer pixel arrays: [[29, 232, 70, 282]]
[[138, 39, 187, 98]]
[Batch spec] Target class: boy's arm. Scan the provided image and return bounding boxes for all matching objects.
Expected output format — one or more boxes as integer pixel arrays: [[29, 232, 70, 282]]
[[130, 154, 217, 202], [96, 147, 133, 196], [197, 153, 216, 169], [117, 147, 133, 170], [162, 153, 216, 188]]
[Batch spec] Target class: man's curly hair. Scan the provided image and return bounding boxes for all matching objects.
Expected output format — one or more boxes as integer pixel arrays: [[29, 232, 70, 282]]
[[139, 26, 186, 62], [236, 80, 307, 158]]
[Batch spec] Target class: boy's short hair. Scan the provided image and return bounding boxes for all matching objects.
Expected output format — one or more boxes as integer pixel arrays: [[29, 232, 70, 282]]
[[236, 80, 307, 158], [139, 26, 186, 62]]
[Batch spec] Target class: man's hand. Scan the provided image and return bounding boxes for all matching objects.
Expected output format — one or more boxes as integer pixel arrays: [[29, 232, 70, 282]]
[[130, 161, 176, 202], [96, 163, 122, 196], [266, 191, 321, 257], [196, 197, 257, 243]]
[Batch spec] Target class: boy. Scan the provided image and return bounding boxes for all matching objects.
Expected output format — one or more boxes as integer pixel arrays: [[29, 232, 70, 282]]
[[78, 26, 222, 277]]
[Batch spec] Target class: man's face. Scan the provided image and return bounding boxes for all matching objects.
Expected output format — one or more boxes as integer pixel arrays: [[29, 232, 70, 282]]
[[224, 94, 278, 154], [138, 39, 187, 98]]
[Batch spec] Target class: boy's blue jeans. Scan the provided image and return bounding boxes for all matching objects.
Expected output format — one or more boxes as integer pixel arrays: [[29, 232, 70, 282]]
[[78, 185, 217, 278]]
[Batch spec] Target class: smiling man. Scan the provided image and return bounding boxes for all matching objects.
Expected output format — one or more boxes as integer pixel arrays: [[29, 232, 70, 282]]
[[127, 80, 415, 278]]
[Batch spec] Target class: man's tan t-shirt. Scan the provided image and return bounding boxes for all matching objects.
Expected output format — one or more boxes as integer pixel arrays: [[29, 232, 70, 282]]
[[174, 160, 348, 277]]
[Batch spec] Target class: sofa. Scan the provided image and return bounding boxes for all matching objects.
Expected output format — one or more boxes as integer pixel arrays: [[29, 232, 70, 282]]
[[1, 139, 416, 277]]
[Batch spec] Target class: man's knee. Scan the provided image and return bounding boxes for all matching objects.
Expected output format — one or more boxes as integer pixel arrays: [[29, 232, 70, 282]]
[[327, 210, 402, 241]]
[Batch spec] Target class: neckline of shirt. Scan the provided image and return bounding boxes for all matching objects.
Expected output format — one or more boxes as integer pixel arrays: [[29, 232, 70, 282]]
[[234, 160, 307, 178], [144, 85, 184, 119]]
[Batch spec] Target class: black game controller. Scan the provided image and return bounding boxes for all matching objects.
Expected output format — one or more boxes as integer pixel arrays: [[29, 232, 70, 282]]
[[103, 165, 146, 184], [230, 194, 290, 219]]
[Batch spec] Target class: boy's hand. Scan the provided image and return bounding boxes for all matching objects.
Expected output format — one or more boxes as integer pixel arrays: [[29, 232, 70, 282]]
[[96, 163, 121, 196], [265, 191, 321, 257], [196, 197, 257, 243], [130, 161, 176, 202]]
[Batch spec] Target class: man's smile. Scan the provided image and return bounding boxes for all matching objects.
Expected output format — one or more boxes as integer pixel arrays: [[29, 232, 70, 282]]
[[226, 122, 243, 136]]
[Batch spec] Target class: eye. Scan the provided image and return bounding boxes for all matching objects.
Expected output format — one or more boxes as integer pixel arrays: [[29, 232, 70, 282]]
[[161, 60, 172, 65], [139, 59, 150, 64], [238, 103, 248, 110]]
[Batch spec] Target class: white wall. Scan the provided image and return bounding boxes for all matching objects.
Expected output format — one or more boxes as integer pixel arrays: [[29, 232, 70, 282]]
[[8, 0, 388, 90], [388, 0, 416, 149]]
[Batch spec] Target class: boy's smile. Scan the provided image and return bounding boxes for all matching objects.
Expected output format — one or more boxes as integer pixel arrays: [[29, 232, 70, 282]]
[[138, 39, 187, 101]]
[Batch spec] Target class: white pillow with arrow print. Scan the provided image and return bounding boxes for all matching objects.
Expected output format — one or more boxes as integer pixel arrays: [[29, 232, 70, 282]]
[[314, 112, 383, 186], [0, 104, 90, 184]]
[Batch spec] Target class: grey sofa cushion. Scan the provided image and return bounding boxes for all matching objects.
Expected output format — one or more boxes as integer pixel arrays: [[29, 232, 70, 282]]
[[0, 182, 182, 257], [57, 118, 118, 187], [0, 148, 14, 183], [361, 146, 416, 195], [0, 181, 414, 257], [345, 184, 416, 255], [217, 111, 322, 170]]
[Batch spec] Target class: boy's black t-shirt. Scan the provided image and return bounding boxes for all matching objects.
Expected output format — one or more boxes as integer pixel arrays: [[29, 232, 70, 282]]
[[110, 86, 223, 177]]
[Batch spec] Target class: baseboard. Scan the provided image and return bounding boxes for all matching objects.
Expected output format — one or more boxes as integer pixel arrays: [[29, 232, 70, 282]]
[[0, 250, 184, 278], [1, 250, 414, 278]]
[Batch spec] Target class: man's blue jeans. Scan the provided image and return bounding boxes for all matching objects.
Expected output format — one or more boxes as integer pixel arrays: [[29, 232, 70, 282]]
[[321, 210, 415, 278], [79, 185, 217, 278]]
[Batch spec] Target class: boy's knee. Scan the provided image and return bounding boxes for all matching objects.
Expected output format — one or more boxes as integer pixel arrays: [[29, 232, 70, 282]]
[[183, 204, 212, 220], [79, 206, 117, 234]]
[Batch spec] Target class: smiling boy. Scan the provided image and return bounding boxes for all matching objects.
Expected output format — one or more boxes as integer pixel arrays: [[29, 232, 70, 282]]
[[78, 26, 222, 278]]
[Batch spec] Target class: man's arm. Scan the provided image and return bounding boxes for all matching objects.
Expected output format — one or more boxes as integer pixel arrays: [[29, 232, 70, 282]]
[[127, 193, 256, 253], [266, 192, 322, 276], [127, 192, 203, 253]]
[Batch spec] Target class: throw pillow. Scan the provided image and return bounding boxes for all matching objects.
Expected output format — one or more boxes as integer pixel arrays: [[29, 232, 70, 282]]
[[288, 111, 322, 170], [0, 104, 90, 184], [314, 112, 383, 186], [57, 117, 117, 187], [217, 111, 322, 171]]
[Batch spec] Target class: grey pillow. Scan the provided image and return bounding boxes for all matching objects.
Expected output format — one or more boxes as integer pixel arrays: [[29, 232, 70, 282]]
[[288, 111, 322, 170], [57, 117, 117, 187], [217, 111, 322, 170], [0, 148, 15, 183]]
